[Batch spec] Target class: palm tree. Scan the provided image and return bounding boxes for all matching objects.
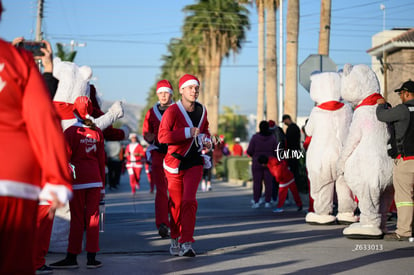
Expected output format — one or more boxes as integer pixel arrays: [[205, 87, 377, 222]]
[[183, 0, 250, 135], [318, 0, 331, 55], [256, 0, 265, 130], [284, 0, 299, 122], [55, 43, 77, 62], [264, 0, 278, 123]]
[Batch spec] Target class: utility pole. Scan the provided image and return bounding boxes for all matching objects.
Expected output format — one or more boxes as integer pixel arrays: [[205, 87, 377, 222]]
[[278, 0, 284, 123], [35, 0, 44, 42], [35, 0, 44, 70]]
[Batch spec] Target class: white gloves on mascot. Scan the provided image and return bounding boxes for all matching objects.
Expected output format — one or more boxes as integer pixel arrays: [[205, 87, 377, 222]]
[[52, 57, 125, 131], [337, 64, 394, 239], [305, 72, 358, 225]]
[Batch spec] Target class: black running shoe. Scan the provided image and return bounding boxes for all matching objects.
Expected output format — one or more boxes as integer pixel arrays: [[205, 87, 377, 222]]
[[158, 223, 170, 238], [35, 264, 53, 274], [87, 259, 103, 269], [50, 258, 79, 269]]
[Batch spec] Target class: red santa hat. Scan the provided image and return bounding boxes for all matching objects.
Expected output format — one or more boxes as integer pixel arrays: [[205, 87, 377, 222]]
[[73, 96, 93, 120], [268, 120, 276, 130], [156, 79, 173, 94], [179, 74, 200, 90]]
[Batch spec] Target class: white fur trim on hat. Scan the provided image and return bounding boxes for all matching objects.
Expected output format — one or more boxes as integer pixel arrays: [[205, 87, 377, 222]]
[[180, 79, 199, 90], [157, 87, 173, 94]]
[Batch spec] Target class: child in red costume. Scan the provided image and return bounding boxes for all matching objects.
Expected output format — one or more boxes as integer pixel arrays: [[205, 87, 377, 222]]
[[158, 74, 211, 257], [51, 96, 105, 269], [125, 133, 145, 194], [258, 155, 303, 212]]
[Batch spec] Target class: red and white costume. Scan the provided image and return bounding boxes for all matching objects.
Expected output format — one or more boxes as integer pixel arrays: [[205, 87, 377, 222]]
[[158, 100, 210, 243], [266, 157, 302, 209], [0, 39, 72, 274], [143, 102, 171, 228], [64, 97, 106, 255], [125, 139, 145, 194]]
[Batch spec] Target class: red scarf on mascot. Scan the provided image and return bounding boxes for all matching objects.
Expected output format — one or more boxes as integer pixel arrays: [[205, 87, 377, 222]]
[[354, 93, 384, 110], [317, 101, 344, 111]]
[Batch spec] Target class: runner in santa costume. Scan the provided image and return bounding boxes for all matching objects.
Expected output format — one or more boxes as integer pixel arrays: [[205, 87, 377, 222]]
[[142, 79, 174, 238], [0, 3, 73, 272], [125, 133, 145, 194], [51, 96, 105, 269], [158, 74, 212, 257]]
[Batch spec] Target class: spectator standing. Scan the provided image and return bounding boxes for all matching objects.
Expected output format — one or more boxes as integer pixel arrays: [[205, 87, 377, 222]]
[[0, 11, 72, 273], [105, 140, 124, 189], [142, 79, 174, 238], [232, 137, 244, 156], [282, 114, 302, 186], [268, 119, 286, 203], [158, 74, 211, 257], [247, 121, 278, 208], [125, 133, 145, 195], [51, 96, 105, 269], [376, 80, 414, 241]]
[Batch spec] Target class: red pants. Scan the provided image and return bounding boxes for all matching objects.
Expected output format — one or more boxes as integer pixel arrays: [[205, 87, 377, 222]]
[[34, 204, 54, 270], [127, 166, 142, 194], [276, 178, 303, 209], [151, 151, 169, 228], [68, 188, 100, 254], [166, 165, 203, 243], [0, 197, 38, 275], [145, 162, 154, 192]]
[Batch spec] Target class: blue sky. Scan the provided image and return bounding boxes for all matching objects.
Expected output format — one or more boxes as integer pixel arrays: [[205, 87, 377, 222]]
[[1, 0, 413, 117]]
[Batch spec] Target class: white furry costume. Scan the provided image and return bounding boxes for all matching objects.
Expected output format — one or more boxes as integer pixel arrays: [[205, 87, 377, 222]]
[[305, 72, 358, 225], [337, 64, 394, 239], [52, 57, 124, 131]]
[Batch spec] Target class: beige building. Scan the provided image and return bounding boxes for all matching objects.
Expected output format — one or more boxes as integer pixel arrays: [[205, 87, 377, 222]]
[[367, 28, 414, 106]]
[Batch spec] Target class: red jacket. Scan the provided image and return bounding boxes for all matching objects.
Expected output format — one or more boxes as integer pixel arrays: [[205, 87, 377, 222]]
[[125, 142, 145, 168], [142, 103, 163, 145], [267, 156, 294, 185], [232, 143, 243, 156], [0, 39, 72, 201], [158, 101, 210, 174], [64, 122, 106, 191]]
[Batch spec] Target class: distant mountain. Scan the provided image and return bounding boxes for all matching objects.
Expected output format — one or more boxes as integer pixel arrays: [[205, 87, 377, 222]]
[[101, 100, 143, 132]]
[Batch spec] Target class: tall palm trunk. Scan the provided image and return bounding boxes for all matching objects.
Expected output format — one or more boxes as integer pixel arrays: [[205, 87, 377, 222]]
[[265, 0, 278, 123], [284, 0, 299, 122], [256, 0, 265, 130], [318, 0, 331, 55], [209, 52, 222, 135]]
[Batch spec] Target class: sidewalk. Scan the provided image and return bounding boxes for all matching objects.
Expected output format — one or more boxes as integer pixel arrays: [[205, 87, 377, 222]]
[[46, 174, 414, 275]]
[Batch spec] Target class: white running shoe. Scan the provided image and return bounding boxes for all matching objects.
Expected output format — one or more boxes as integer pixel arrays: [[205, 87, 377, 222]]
[[179, 242, 196, 257], [169, 238, 180, 256]]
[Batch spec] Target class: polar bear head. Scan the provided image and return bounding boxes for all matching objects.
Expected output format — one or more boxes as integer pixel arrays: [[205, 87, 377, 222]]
[[340, 63, 380, 106], [52, 57, 93, 103], [310, 72, 341, 104]]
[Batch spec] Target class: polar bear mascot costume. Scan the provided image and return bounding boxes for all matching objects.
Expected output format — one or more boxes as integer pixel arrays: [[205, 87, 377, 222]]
[[52, 57, 125, 131], [337, 64, 394, 239], [305, 72, 358, 225], [50, 57, 126, 252]]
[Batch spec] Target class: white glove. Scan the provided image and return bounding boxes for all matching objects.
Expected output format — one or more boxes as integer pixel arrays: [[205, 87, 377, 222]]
[[109, 101, 124, 120]]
